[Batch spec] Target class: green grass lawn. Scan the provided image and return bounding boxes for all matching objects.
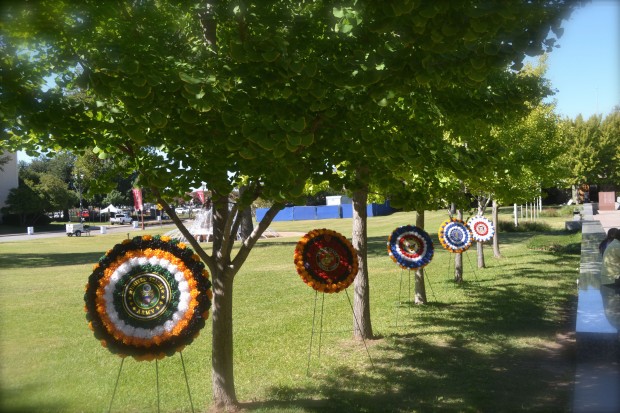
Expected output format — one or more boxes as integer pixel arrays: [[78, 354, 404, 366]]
[[0, 210, 580, 412]]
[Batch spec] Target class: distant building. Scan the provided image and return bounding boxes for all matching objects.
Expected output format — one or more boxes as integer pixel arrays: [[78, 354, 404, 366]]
[[0, 151, 19, 223]]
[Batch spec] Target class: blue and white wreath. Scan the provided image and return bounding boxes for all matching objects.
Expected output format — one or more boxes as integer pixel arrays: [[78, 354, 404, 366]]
[[387, 225, 434, 270], [438, 218, 472, 253]]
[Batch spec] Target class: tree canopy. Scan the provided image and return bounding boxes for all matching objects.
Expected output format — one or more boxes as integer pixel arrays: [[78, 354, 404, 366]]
[[0, 0, 584, 409]]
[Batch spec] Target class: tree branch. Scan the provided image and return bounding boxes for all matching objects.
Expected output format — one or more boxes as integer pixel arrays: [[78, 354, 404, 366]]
[[152, 187, 214, 271], [230, 202, 284, 270], [198, 3, 218, 51]]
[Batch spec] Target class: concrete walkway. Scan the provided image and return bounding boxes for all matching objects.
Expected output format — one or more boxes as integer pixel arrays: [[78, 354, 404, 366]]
[[573, 203, 620, 413], [592, 209, 620, 233]]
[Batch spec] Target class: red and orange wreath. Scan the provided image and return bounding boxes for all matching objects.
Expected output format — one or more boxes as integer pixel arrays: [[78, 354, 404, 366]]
[[294, 229, 358, 293]]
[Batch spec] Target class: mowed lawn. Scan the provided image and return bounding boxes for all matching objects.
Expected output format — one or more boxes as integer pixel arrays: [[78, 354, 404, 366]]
[[0, 210, 581, 412]]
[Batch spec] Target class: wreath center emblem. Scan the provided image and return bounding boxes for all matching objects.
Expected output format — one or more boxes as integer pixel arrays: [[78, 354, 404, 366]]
[[123, 273, 171, 320], [475, 223, 488, 235], [316, 247, 340, 272], [449, 228, 464, 242]]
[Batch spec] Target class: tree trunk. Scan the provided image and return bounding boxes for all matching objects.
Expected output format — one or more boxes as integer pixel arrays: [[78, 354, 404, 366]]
[[211, 266, 237, 410], [352, 184, 373, 340], [414, 210, 427, 304], [492, 199, 501, 258], [476, 241, 485, 268], [210, 196, 238, 410], [237, 186, 254, 240], [454, 208, 463, 283], [571, 184, 578, 204], [476, 200, 486, 269]]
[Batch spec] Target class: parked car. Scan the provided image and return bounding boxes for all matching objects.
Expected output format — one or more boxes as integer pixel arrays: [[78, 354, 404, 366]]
[[175, 207, 190, 214], [110, 213, 133, 225]]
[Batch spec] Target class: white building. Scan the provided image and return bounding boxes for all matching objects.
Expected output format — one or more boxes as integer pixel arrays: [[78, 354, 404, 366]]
[[0, 151, 19, 223], [325, 195, 352, 206]]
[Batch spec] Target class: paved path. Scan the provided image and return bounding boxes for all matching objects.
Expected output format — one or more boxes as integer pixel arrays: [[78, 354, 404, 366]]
[[592, 209, 620, 233], [0, 223, 173, 243], [573, 204, 620, 413]]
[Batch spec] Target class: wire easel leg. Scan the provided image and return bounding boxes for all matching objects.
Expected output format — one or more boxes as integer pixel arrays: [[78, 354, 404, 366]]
[[395, 268, 404, 328], [408, 269, 412, 317], [107, 357, 125, 413], [307, 290, 319, 376], [180, 352, 195, 413], [156, 359, 160, 413], [344, 289, 375, 370], [424, 268, 438, 302], [318, 293, 325, 361], [464, 251, 480, 283]]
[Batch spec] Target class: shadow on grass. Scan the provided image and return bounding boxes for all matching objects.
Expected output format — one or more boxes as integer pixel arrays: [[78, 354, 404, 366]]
[[243, 248, 577, 412], [0, 252, 104, 269], [0, 384, 66, 413]]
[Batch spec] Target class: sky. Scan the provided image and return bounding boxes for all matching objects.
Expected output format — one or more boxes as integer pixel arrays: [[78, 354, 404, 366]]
[[543, 0, 620, 119], [16, 1, 620, 163]]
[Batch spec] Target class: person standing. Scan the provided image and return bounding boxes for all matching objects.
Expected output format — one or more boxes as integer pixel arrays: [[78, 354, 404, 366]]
[[601, 229, 620, 285], [599, 227, 619, 255]]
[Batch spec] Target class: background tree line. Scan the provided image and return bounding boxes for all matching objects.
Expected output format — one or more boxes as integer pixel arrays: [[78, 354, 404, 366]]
[[1, 151, 134, 226]]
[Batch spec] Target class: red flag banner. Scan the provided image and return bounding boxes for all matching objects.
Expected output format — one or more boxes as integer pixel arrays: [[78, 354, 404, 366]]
[[132, 188, 143, 211], [196, 190, 205, 204]]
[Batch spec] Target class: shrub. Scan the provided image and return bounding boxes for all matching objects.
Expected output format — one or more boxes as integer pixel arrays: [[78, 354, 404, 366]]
[[498, 220, 552, 233], [526, 231, 582, 255]]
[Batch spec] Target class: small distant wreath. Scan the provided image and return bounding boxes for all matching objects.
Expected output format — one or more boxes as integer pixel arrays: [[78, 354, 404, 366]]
[[84, 235, 212, 361], [387, 225, 434, 270], [294, 229, 358, 293], [438, 218, 473, 253], [467, 216, 495, 243]]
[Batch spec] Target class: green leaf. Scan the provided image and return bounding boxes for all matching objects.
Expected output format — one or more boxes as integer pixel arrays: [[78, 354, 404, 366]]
[[120, 57, 139, 74], [239, 146, 257, 160], [179, 72, 202, 84], [183, 83, 203, 95], [229, 42, 247, 62], [289, 61, 304, 74], [132, 77, 147, 87], [286, 134, 302, 147], [151, 110, 168, 128], [261, 50, 280, 62], [146, 74, 162, 86], [222, 112, 240, 127], [300, 133, 314, 146], [180, 109, 198, 124], [290, 117, 306, 133], [303, 61, 317, 77], [253, 132, 277, 151], [333, 7, 344, 18], [132, 84, 151, 99]]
